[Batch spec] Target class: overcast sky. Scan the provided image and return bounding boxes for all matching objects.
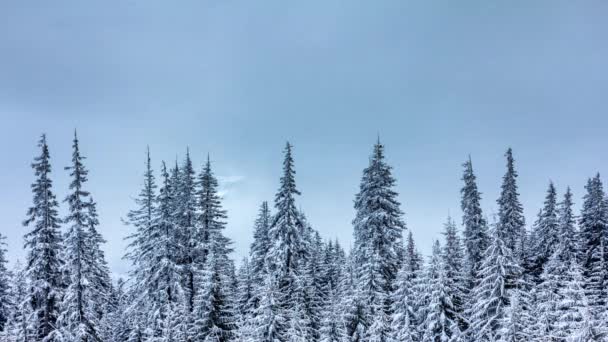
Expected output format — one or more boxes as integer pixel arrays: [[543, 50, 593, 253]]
[[1, 0, 607, 278]]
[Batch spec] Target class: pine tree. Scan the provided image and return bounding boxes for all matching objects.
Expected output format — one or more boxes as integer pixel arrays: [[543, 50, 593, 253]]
[[23, 134, 64, 341], [422, 241, 458, 342], [497, 148, 526, 259], [441, 216, 466, 332], [57, 131, 104, 341], [319, 285, 344, 342], [192, 156, 237, 341], [85, 197, 112, 328], [176, 149, 198, 327], [4, 261, 29, 342], [461, 156, 489, 290], [530, 182, 559, 280], [352, 139, 406, 338], [0, 233, 10, 332], [391, 233, 418, 342], [236, 258, 255, 339], [467, 222, 523, 341], [249, 201, 271, 287], [254, 272, 287, 342], [557, 188, 578, 265], [498, 289, 533, 342], [551, 260, 587, 340], [578, 174, 608, 313], [266, 142, 306, 328]]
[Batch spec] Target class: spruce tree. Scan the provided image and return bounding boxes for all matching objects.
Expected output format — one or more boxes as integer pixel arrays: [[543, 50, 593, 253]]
[[530, 182, 559, 280], [441, 216, 466, 332], [254, 272, 287, 342], [578, 174, 608, 312], [352, 140, 406, 338], [497, 148, 526, 259], [192, 156, 237, 341], [467, 222, 523, 341], [391, 233, 419, 342], [236, 258, 255, 339], [23, 134, 64, 341], [422, 241, 458, 342], [0, 233, 10, 332], [4, 261, 29, 342], [460, 156, 489, 289], [266, 142, 306, 329], [57, 131, 103, 341]]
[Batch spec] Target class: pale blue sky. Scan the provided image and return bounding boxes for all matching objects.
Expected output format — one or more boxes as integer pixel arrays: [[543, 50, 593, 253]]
[[1, 1, 607, 277]]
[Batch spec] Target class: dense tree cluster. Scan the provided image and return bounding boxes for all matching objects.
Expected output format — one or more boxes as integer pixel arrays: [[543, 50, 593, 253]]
[[2, 135, 608, 341]]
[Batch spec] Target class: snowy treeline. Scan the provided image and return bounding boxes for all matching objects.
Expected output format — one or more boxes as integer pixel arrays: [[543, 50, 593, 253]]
[[1, 135, 608, 342]]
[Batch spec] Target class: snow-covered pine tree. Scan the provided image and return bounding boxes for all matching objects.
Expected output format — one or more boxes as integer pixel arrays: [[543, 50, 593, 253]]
[[176, 150, 199, 331], [530, 182, 559, 280], [532, 251, 562, 341], [301, 231, 325, 342], [498, 289, 533, 342], [557, 187, 578, 265], [0, 233, 10, 332], [460, 156, 489, 290], [342, 252, 367, 342], [85, 197, 112, 330], [23, 134, 64, 341], [441, 216, 467, 333], [497, 148, 526, 261], [254, 272, 287, 342], [144, 161, 184, 341], [57, 131, 105, 341], [236, 258, 255, 339], [123, 147, 160, 339], [191, 156, 237, 341], [352, 139, 406, 339], [250, 202, 271, 284], [319, 285, 345, 342], [467, 221, 523, 342], [553, 259, 595, 340], [391, 232, 419, 342], [266, 142, 306, 328], [422, 240, 458, 342], [4, 261, 28, 342], [578, 174, 608, 313]]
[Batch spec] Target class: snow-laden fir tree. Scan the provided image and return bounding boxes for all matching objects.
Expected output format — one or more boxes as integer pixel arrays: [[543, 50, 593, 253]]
[[84, 197, 112, 331], [498, 289, 533, 342], [57, 131, 105, 341], [352, 139, 406, 339], [23, 134, 64, 341], [390, 232, 420, 342], [254, 272, 287, 342], [249, 201, 271, 304], [236, 258, 255, 339], [124, 147, 160, 339], [319, 285, 344, 342], [441, 216, 466, 333], [265, 142, 306, 329], [578, 174, 608, 313], [342, 252, 367, 342], [141, 161, 184, 341], [191, 156, 237, 341], [529, 182, 559, 280], [3, 261, 28, 342], [175, 150, 199, 334], [557, 188, 578, 266], [422, 240, 458, 342], [460, 156, 489, 290], [497, 148, 526, 260], [0, 233, 10, 333], [467, 220, 523, 342], [553, 259, 597, 340]]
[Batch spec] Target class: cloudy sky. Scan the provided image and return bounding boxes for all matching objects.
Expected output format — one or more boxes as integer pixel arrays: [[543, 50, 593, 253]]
[[1, 0, 607, 277]]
